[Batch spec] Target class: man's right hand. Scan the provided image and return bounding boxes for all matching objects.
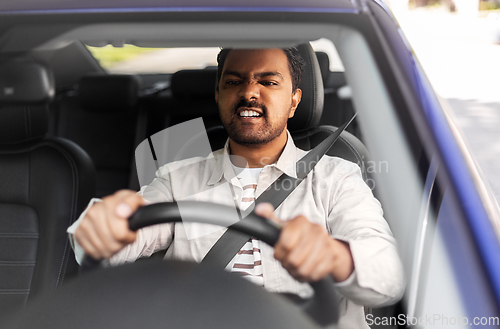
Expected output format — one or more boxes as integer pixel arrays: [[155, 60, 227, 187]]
[[74, 190, 146, 260]]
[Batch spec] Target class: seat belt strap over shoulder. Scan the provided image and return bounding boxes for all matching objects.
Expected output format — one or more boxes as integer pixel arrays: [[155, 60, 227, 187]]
[[201, 114, 357, 269]]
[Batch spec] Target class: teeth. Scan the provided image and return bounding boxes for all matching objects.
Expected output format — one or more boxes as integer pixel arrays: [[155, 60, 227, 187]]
[[239, 110, 261, 117]]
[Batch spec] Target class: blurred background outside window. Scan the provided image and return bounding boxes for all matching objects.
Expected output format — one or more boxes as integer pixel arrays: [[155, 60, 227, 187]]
[[388, 0, 500, 204]]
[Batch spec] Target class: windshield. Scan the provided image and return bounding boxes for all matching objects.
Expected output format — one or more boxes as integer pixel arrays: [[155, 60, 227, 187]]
[[86, 39, 344, 74], [3, 14, 497, 329]]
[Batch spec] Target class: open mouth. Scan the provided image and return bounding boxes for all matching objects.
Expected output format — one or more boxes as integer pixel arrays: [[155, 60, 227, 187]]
[[237, 108, 263, 118]]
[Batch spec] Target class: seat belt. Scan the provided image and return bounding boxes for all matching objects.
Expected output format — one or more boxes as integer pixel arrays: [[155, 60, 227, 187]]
[[201, 114, 357, 269]]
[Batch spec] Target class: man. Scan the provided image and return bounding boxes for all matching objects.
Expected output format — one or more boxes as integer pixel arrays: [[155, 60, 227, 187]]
[[68, 47, 404, 328]]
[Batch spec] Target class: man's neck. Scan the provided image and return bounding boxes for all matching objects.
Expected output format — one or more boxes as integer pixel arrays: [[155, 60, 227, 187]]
[[229, 130, 288, 168]]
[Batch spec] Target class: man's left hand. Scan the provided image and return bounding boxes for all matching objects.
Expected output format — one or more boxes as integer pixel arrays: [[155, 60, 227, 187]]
[[255, 203, 354, 283]]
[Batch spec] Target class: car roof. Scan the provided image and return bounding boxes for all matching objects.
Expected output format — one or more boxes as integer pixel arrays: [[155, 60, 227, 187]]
[[1, 0, 360, 14]]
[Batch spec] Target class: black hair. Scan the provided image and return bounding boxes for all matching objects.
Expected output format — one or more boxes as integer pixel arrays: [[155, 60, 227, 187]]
[[216, 47, 305, 92]]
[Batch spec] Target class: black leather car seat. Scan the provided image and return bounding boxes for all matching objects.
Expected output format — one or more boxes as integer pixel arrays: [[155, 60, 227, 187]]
[[290, 43, 371, 181], [143, 67, 222, 138], [315, 51, 362, 140], [0, 60, 95, 322], [51, 74, 141, 197]]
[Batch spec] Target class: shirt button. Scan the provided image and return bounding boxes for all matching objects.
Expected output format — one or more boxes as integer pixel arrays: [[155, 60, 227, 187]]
[[233, 196, 238, 200]]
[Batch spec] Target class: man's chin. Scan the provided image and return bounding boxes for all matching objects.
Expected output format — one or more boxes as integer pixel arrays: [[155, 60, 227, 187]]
[[224, 121, 287, 147], [230, 135, 271, 146]]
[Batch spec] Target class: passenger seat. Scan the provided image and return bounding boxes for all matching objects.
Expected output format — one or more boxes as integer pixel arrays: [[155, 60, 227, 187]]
[[0, 60, 95, 322], [51, 74, 142, 197], [142, 67, 221, 139]]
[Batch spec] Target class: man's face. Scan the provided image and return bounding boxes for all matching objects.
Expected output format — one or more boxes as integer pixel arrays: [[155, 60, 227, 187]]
[[215, 49, 302, 146]]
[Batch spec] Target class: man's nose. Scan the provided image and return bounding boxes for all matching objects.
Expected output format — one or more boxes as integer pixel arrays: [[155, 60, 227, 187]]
[[238, 81, 260, 100]]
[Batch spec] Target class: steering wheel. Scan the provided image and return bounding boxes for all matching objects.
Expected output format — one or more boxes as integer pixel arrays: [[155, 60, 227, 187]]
[[129, 202, 339, 327], [10, 202, 338, 329]]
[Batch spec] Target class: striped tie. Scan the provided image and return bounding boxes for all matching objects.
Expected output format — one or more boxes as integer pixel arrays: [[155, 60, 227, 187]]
[[231, 170, 264, 286]]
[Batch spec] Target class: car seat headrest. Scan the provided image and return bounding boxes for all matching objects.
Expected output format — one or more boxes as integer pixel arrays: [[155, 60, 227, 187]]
[[0, 60, 53, 145], [287, 43, 324, 133], [78, 74, 141, 114], [171, 68, 217, 100], [315, 51, 330, 88], [0, 60, 55, 105]]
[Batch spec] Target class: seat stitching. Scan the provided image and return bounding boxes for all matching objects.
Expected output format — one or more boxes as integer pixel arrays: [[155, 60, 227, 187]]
[[47, 142, 79, 287], [0, 289, 30, 294], [0, 234, 39, 238], [0, 140, 80, 288], [57, 238, 70, 286], [27, 140, 78, 287], [0, 261, 36, 266]]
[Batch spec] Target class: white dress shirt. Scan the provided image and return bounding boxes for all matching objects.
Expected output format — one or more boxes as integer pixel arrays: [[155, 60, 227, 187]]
[[68, 131, 405, 329], [228, 165, 265, 286]]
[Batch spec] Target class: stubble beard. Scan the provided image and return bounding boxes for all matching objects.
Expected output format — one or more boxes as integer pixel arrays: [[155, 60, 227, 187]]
[[220, 99, 290, 147]]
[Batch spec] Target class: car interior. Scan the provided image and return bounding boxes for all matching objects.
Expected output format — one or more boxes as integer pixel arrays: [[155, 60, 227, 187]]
[[0, 59, 95, 321], [0, 18, 440, 328]]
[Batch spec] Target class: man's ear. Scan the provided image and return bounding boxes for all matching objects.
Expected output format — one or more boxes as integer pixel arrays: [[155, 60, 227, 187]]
[[288, 88, 302, 118]]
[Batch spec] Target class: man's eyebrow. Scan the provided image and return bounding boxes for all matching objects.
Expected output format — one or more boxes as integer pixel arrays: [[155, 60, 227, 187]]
[[222, 70, 284, 80], [222, 70, 243, 78], [255, 71, 283, 80]]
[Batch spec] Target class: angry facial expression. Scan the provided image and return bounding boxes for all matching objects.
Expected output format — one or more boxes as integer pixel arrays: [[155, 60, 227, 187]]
[[215, 49, 301, 146]]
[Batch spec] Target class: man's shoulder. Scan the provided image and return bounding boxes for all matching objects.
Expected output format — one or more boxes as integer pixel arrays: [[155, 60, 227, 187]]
[[318, 155, 362, 180], [321, 154, 360, 168], [295, 146, 361, 175]]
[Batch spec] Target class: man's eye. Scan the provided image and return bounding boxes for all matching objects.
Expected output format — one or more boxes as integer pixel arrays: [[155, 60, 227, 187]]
[[261, 81, 278, 86], [226, 80, 240, 85]]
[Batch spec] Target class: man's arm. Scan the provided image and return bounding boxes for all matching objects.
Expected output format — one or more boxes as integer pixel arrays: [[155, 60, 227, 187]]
[[255, 162, 405, 308], [67, 175, 176, 264], [326, 162, 405, 307]]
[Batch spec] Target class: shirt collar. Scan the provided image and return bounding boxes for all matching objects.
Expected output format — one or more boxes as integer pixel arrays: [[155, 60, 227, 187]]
[[207, 130, 298, 186], [274, 130, 298, 178]]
